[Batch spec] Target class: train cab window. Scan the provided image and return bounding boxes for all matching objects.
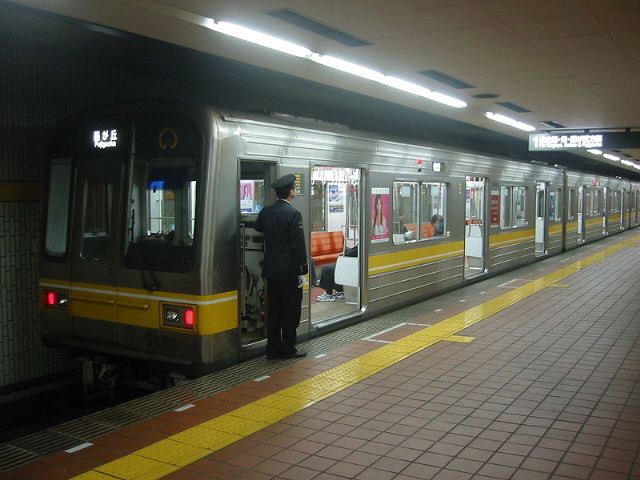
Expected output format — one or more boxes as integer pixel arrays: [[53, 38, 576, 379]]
[[124, 156, 199, 272], [500, 186, 527, 228], [393, 182, 418, 244], [549, 189, 562, 221], [419, 182, 447, 238], [80, 177, 112, 261], [45, 158, 72, 258]]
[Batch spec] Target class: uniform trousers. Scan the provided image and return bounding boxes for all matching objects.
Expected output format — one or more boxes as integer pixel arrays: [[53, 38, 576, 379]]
[[266, 279, 302, 356]]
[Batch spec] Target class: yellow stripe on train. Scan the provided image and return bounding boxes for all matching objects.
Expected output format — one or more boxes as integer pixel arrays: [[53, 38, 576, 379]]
[[40, 279, 238, 336], [368, 241, 464, 276]]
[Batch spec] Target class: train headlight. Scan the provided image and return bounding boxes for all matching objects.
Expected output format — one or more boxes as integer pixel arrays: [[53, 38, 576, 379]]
[[162, 304, 196, 330]]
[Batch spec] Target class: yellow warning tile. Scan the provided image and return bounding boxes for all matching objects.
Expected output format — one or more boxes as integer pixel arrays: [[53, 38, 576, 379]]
[[549, 283, 569, 288], [231, 403, 292, 423], [136, 439, 210, 466], [253, 393, 314, 411], [445, 335, 475, 343], [95, 454, 178, 480], [171, 426, 241, 451], [71, 472, 117, 480], [202, 414, 268, 436]]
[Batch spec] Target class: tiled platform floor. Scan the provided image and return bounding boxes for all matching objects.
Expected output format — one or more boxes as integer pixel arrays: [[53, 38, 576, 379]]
[[3, 232, 640, 480]]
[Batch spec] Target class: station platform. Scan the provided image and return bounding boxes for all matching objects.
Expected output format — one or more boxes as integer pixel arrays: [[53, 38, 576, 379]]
[[2, 231, 640, 480]]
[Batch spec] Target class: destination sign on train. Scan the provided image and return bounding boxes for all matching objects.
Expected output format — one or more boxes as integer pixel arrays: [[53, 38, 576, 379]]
[[528, 133, 603, 151], [93, 129, 119, 149]]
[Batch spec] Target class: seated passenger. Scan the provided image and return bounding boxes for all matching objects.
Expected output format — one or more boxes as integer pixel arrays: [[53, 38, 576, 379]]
[[316, 245, 358, 302], [431, 214, 444, 235]]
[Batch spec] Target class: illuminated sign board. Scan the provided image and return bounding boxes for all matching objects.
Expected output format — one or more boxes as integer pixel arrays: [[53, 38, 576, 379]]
[[93, 129, 119, 149], [432, 162, 444, 172], [529, 133, 603, 151]]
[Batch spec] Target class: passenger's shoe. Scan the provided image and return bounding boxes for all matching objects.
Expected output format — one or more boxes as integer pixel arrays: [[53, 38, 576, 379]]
[[332, 291, 345, 300], [281, 351, 306, 359], [316, 292, 335, 302]]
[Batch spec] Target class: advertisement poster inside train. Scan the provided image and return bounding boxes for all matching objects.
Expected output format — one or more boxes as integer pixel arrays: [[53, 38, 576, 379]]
[[240, 180, 254, 212], [371, 188, 390, 243]]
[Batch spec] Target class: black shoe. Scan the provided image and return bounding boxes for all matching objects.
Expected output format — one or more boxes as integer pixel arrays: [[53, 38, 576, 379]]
[[281, 351, 306, 359]]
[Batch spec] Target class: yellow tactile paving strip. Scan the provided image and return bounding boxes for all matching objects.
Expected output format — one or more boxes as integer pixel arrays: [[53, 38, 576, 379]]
[[71, 234, 640, 480]]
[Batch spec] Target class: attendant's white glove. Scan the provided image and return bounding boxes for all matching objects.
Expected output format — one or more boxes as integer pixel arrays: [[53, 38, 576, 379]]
[[297, 275, 306, 288]]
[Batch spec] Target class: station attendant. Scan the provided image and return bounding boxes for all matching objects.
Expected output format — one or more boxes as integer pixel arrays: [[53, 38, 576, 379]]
[[255, 174, 309, 359]]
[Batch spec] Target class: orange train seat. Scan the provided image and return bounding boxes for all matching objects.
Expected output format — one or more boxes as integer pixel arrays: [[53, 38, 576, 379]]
[[311, 231, 345, 266]]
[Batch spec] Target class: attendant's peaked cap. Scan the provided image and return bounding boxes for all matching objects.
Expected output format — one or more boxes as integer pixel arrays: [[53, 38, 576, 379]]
[[272, 174, 296, 190]]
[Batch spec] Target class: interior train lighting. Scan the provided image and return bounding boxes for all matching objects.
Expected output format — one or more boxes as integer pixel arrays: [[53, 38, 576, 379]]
[[204, 19, 467, 109], [485, 112, 536, 132]]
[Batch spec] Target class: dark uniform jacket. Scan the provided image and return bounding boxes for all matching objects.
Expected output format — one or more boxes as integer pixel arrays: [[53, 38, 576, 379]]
[[255, 199, 309, 282]]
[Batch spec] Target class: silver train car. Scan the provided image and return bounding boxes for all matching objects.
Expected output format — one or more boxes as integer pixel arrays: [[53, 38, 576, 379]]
[[39, 101, 639, 387]]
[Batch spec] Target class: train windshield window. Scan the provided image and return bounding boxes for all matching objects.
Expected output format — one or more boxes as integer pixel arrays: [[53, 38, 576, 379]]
[[124, 156, 198, 272], [393, 182, 418, 244], [419, 183, 447, 239], [80, 177, 112, 261], [45, 158, 72, 258]]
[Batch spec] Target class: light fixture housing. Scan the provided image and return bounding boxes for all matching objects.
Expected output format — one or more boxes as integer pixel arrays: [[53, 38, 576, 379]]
[[485, 112, 535, 132]]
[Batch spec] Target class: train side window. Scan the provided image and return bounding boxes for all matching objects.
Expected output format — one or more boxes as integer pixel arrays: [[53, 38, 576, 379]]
[[514, 187, 527, 226], [240, 179, 265, 214], [549, 189, 561, 221], [80, 176, 112, 261], [419, 182, 447, 239], [500, 186, 512, 228], [568, 188, 576, 220], [500, 186, 527, 228], [393, 182, 418, 244], [45, 157, 72, 258]]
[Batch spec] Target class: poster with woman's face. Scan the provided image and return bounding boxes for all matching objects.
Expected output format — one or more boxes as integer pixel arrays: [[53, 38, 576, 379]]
[[240, 180, 254, 212], [371, 188, 390, 243]]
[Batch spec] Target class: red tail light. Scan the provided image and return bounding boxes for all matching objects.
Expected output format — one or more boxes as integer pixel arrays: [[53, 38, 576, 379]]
[[46, 292, 57, 306], [184, 308, 195, 327]]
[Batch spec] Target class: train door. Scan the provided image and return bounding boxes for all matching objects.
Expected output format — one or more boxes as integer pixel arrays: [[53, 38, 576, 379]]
[[69, 156, 124, 342], [535, 181, 547, 257], [238, 161, 272, 348], [636, 191, 640, 226], [309, 166, 362, 328], [464, 176, 487, 280]]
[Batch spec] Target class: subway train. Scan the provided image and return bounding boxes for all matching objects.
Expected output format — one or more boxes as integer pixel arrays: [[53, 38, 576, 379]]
[[39, 101, 640, 390]]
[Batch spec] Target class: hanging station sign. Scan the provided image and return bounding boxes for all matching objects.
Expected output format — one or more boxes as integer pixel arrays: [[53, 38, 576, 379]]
[[528, 133, 603, 151]]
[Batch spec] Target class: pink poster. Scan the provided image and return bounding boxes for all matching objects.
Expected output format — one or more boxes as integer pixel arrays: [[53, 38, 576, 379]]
[[240, 180, 254, 212], [371, 188, 390, 243]]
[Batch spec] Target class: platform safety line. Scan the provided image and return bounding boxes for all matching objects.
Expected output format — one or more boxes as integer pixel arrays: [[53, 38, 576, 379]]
[[70, 234, 640, 480]]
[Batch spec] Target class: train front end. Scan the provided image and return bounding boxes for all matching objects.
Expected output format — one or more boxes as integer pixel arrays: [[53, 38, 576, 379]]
[[39, 104, 235, 389]]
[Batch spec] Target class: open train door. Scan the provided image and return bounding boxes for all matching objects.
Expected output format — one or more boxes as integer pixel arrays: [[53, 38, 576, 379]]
[[464, 176, 487, 280], [238, 161, 273, 350], [309, 166, 362, 329]]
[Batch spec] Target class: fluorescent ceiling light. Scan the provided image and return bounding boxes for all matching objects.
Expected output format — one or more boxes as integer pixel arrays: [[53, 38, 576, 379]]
[[587, 149, 602, 155], [204, 19, 467, 109], [603, 153, 620, 161], [485, 112, 535, 132], [310, 54, 385, 82], [620, 159, 633, 166], [206, 20, 313, 58]]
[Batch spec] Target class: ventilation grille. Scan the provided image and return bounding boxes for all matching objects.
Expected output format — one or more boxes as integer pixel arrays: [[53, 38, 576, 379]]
[[495, 101, 530, 113], [418, 70, 474, 89], [542, 120, 565, 129], [267, 9, 371, 47]]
